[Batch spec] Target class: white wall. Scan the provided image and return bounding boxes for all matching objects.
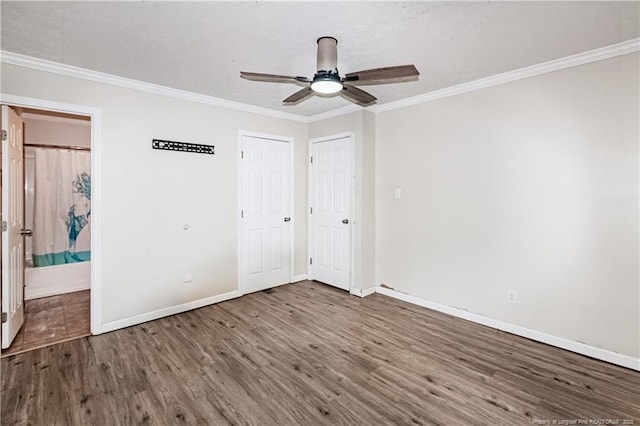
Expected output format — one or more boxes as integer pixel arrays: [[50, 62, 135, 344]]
[[361, 111, 376, 292], [309, 111, 376, 291], [1, 63, 308, 325], [23, 116, 91, 147], [375, 52, 639, 358]]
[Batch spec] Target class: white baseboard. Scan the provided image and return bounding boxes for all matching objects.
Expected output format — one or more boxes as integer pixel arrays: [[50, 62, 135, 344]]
[[376, 286, 640, 371], [291, 274, 309, 283], [361, 286, 376, 297], [100, 276, 310, 335], [98, 290, 243, 334], [350, 286, 377, 298]]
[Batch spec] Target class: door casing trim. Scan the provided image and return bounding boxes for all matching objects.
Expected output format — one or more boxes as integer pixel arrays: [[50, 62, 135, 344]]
[[1, 93, 102, 334]]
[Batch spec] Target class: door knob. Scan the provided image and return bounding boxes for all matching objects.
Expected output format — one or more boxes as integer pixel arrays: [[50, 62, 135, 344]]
[[342, 219, 349, 224], [284, 217, 291, 222], [20, 229, 33, 237]]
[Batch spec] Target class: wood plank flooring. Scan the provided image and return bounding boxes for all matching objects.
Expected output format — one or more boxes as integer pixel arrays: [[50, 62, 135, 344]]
[[2, 281, 638, 425], [1, 290, 90, 357]]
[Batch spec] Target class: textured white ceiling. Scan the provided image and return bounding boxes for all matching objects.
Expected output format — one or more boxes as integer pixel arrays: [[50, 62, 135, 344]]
[[2, 2, 639, 116]]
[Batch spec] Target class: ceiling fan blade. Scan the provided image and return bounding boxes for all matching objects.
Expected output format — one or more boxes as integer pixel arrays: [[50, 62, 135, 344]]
[[340, 84, 377, 107], [283, 87, 315, 105], [240, 71, 311, 84], [344, 65, 419, 86]]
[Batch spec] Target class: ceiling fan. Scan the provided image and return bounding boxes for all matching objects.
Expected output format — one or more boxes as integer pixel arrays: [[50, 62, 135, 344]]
[[240, 37, 419, 107]]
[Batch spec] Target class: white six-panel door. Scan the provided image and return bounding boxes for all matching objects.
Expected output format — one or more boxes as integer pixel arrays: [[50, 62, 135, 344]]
[[310, 135, 352, 291], [240, 135, 291, 293], [1, 105, 25, 349]]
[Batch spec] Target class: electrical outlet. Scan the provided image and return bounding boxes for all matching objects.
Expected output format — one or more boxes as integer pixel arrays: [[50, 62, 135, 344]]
[[184, 274, 193, 283], [508, 289, 517, 304]]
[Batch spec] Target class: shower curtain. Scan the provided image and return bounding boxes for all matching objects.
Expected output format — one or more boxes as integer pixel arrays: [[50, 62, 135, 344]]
[[32, 148, 91, 267]]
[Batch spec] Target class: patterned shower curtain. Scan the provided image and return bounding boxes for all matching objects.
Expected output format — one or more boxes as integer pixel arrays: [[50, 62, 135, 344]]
[[32, 148, 91, 267]]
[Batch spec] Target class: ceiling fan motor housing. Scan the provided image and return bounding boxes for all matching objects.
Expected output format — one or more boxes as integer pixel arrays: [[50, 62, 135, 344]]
[[317, 36, 338, 72], [311, 36, 342, 94]]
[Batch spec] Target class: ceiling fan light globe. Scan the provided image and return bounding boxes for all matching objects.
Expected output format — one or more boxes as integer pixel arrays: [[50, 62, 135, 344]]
[[311, 77, 343, 94]]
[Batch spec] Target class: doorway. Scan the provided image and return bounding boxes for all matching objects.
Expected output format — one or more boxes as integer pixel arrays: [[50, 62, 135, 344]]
[[309, 134, 353, 291], [1, 104, 93, 355], [239, 132, 293, 294]]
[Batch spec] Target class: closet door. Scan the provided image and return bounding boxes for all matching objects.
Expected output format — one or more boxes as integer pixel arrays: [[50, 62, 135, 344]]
[[309, 135, 352, 291], [240, 134, 292, 293]]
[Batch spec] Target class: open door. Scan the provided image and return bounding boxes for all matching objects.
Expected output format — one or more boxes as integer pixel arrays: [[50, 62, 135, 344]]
[[1, 105, 25, 349]]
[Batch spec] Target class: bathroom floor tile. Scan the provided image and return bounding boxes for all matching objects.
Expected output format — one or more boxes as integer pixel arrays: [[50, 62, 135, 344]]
[[24, 294, 65, 314], [1, 290, 90, 357], [65, 308, 91, 336], [21, 306, 67, 345]]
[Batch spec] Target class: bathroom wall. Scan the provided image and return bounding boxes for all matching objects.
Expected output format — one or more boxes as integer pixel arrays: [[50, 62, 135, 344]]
[[22, 113, 91, 147]]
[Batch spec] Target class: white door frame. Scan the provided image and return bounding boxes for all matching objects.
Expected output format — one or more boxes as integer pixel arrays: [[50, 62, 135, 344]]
[[307, 132, 355, 292], [0, 93, 102, 335], [237, 130, 295, 295]]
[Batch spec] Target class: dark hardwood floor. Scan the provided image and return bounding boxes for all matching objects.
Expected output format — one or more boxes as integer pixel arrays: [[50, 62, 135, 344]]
[[2, 281, 638, 425]]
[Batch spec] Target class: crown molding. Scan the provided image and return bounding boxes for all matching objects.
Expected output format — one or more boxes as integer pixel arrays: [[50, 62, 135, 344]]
[[2, 37, 638, 123], [376, 37, 640, 113], [306, 104, 363, 123], [0, 51, 309, 123]]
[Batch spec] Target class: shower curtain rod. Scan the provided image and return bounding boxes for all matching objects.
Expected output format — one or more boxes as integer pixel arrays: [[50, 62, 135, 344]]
[[24, 143, 91, 152]]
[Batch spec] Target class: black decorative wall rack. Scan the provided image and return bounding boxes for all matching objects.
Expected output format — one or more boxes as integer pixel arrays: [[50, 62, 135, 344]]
[[152, 139, 215, 155]]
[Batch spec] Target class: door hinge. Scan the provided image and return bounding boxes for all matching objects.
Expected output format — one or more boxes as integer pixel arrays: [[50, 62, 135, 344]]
[[310, 258, 313, 265], [241, 150, 244, 159], [310, 207, 313, 214], [1, 221, 7, 232], [241, 210, 244, 219], [1, 130, 6, 141], [310, 156, 313, 164], [1, 312, 7, 323]]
